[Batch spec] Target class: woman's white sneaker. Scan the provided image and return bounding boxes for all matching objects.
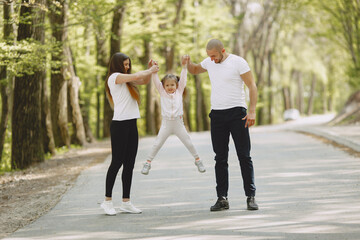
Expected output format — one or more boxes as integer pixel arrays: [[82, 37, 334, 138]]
[[100, 200, 116, 216], [119, 201, 142, 214]]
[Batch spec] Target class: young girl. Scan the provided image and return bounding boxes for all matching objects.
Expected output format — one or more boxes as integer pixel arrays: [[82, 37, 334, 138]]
[[101, 52, 159, 215], [141, 57, 205, 175]]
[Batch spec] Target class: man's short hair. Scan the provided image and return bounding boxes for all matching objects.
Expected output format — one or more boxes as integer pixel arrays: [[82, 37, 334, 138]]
[[206, 39, 224, 52]]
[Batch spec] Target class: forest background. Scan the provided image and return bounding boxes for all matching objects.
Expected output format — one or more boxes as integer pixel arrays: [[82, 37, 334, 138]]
[[0, 0, 359, 171]]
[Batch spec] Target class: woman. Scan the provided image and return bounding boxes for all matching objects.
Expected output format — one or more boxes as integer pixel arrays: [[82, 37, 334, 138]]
[[101, 53, 159, 215]]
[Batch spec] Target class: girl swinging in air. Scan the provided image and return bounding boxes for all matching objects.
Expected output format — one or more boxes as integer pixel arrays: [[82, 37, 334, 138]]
[[141, 56, 205, 175]]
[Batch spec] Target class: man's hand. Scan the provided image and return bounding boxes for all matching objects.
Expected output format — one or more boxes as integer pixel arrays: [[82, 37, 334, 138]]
[[148, 59, 158, 68], [181, 55, 189, 67], [242, 111, 256, 128]]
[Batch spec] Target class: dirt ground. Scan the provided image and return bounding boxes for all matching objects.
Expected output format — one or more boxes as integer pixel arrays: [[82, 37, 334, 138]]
[[0, 139, 111, 239]]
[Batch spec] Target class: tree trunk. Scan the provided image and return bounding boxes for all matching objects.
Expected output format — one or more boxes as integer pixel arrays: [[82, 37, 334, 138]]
[[12, 0, 45, 169], [41, 70, 56, 155], [48, 0, 70, 148], [295, 71, 304, 114], [329, 90, 360, 125], [163, 0, 190, 130], [306, 74, 317, 115], [194, 75, 209, 131], [282, 86, 292, 110], [229, 0, 247, 56], [183, 88, 192, 132], [0, 0, 14, 164], [33, 1, 55, 155], [137, 6, 161, 135], [95, 24, 108, 139], [267, 50, 273, 124], [64, 46, 86, 146], [321, 82, 327, 114], [140, 39, 158, 135]]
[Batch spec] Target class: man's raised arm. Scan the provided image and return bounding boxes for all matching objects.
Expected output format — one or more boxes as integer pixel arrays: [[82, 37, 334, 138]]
[[183, 55, 207, 75]]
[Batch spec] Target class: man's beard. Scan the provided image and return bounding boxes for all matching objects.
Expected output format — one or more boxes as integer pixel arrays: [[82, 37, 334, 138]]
[[216, 53, 224, 64]]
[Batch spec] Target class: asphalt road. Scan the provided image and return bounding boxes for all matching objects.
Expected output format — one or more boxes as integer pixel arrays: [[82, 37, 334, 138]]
[[5, 118, 360, 240]]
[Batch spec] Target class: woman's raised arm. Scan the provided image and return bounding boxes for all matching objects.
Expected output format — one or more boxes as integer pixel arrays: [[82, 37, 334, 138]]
[[115, 64, 159, 84]]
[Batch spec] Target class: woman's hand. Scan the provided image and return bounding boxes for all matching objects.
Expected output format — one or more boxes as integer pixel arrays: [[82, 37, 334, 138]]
[[149, 64, 159, 73]]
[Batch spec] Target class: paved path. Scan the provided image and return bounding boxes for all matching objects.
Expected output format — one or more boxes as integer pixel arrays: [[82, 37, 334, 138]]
[[4, 115, 360, 240]]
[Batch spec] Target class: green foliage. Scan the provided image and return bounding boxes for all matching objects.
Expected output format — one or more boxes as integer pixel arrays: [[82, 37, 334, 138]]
[[0, 39, 52, 76]]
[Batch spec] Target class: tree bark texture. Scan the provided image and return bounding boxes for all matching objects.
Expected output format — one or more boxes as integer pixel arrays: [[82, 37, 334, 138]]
[[307, 74, 317, 115], [0, 1, 14, 164], [267, 50, 273, 124], [48, 0, 70, 148], [64, 46, 86, 146], [295, 71, 304, 114], [12, 0, 46, 169], [282, 86, 292, 110], [41, 70, 56, 155], [194, 75, 209, 131], [141, 39, 160, 135], [95, 24, 108, 139]]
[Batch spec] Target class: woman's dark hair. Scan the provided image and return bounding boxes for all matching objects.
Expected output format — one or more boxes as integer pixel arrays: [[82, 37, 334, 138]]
[[105, 53, 140, 108]]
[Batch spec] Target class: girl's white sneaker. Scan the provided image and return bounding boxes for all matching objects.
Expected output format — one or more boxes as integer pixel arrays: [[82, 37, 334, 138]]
[[195, 160, 206, 173], [141, 162, 151, 175], [100, 200, 116, 216], [119, 201, 142, 214]]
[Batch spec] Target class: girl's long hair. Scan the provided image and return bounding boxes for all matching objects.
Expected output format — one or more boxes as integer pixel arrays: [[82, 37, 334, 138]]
[[105, 53, 140, 109]]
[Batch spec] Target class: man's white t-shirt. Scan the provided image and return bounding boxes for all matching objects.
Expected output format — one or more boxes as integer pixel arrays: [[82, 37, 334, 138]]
[[200, 54, 250, 110], [108, 73, 140, 121]]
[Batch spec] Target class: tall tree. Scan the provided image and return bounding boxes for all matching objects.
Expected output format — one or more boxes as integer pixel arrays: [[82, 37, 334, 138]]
[[250, 2, 281, 124], [295, 70, 304, 114], [12, 0, 46, 169], [64, 45, 87, 145], [193, 0, 209, 131], [38, 1, 56, 155], [94, 16, 108, 139], [48, 0, 70, 147], [307, 73, 317, 115], [320, 0, 360, 90], [0, 0, 15, 164]]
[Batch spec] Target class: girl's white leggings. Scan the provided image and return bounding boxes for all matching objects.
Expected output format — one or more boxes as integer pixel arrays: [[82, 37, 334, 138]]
[[147, 116, 199, 161]]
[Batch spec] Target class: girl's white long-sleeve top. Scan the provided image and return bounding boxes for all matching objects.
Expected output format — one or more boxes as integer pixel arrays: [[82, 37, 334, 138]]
[[152, 67, 187, 120]]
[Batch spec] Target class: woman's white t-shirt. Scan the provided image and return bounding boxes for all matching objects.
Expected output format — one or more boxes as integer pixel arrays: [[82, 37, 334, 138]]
[[200, 54, 250, 110], [108, 73, 140, 121]]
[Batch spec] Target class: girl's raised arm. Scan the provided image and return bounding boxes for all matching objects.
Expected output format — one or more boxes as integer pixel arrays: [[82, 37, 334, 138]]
[[152, 72, 165, 94], [177, 67, 187, 93]]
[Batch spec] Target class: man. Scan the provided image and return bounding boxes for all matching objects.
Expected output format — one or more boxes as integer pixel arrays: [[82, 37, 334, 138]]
[[185, 39, 258, 211]]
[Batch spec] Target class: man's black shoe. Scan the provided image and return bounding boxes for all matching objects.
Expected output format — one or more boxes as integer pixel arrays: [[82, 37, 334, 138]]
[[247, 196, 259, 210], [210, 197, 229, 211]]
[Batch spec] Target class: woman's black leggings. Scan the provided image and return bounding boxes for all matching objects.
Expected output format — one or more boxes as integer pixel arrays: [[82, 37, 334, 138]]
[[105, 119, 138, 198]]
